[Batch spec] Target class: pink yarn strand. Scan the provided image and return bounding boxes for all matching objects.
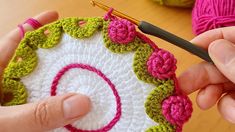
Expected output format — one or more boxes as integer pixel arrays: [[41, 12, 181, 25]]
[[172, 75, 182, 95], [17, 24, 25, 38], [51, 63, 121, 132], [24, 18, 42, 29], [104, 8, 117, 21], [136, 32, 158, 50], [18, 18, 42, 39]]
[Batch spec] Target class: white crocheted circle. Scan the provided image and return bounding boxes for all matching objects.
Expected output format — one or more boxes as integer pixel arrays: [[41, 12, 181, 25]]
[[21, 32, 156, 132]]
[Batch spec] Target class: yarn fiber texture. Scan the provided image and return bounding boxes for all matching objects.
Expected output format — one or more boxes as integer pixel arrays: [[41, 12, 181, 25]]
[[108, 19, 136, 44], [162, 95, 192, 126], [192, 0, 235, 35], [147, 49, 177, 80], [153, 0, 195, 8], [2, 11, 193, 132]]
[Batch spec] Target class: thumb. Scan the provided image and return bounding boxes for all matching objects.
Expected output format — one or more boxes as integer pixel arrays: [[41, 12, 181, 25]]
[[0, 93, 91, 132], [208, 39, 235, 83]]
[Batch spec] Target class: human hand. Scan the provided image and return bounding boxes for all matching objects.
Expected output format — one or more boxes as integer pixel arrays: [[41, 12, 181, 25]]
[[0, 11, 90, 132], [178, 26, 235, 123]]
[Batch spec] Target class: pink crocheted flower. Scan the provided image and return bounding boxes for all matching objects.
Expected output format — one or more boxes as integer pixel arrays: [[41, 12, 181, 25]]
[[147, 49, 176, 79], [162, 95, 193, 126], [108, 19, 136, 44]]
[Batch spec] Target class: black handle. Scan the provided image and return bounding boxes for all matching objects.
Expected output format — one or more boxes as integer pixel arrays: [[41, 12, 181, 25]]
[[138, 21, 213, 63]]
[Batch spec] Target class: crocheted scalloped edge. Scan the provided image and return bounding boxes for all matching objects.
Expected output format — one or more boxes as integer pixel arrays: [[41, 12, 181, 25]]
[[1, 16, 191, 132]]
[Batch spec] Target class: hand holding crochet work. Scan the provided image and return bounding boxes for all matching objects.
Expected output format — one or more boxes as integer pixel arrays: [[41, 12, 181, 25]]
[[1, 8, 193, 132], [0, 11, 91, 132], [179, 26, 235, 123]]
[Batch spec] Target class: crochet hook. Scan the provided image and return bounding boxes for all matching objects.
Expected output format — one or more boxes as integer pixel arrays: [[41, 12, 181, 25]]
[[91, 0, 213, 63]]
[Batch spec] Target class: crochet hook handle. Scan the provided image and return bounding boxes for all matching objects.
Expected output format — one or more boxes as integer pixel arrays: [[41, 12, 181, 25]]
[[138, 21, 213, 63]]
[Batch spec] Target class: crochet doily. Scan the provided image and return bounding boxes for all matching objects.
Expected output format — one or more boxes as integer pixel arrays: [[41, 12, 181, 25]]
[[1, 11, 193, 132]]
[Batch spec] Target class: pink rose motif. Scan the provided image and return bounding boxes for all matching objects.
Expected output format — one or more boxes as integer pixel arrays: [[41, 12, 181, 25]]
[[162, 95, 193, 127], [147, 49, 177, 79], [108, 19, 136, 44]]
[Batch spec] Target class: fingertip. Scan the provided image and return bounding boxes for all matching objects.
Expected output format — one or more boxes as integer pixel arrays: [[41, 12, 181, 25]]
[[178, 70, 193, 95], [178, 62, 211, 95], [208, 39, 231, 65], [0, 93, 91, 131], [208, 39, 235, 83], [190, 28, 224, 50], [196, 85, 223, 110], [0, 11, 60, 68], [34, 10, 59, 25], [178, 61, 228, 96], [76, 93, 91, 115], [45, 10, 59, 20], [190, 36, 201, 46], [63, 93, 91, 119], [218, 92, 235, 124], [196, 88, 207, 110]]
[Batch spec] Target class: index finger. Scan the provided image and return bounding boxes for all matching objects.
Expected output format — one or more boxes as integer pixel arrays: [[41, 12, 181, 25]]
[[0, 11, 58, 69], [191, 26, 235, 49]]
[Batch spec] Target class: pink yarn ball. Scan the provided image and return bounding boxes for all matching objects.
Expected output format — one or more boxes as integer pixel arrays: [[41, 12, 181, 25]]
[[192, 0, 235, 35], [162, 95, 193, 126], [108, 19, 136, 44], [147, 49, 176, 80]]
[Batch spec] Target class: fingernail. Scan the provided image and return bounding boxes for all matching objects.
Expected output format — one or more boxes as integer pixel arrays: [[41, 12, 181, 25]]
[[209, 41, 235, 65], [63, 94, 91, 119]]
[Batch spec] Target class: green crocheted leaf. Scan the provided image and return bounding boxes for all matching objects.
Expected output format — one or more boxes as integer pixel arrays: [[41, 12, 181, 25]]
[[145, 123, 175, 132], [3, 39, 37, 78], [1, 78, 27, 106], [26, 21, 62, 49], [133, 44, 164, 86], [102, 21, 141, 53], [62, 17, 103, 38], [145, 80, 174, 124]]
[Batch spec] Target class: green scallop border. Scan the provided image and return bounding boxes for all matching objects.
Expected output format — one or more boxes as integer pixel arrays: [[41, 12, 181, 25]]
[[1, 17, 177, 131]]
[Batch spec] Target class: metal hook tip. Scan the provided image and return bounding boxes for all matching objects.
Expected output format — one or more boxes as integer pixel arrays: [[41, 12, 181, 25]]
[[90, 0, 95, 6]]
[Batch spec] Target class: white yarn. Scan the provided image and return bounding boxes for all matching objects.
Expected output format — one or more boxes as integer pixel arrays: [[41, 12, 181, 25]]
[[21, 32, 156, 132]]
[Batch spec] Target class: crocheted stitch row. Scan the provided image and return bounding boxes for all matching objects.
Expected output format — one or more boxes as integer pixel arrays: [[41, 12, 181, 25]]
[[2, 14, 192, 132]]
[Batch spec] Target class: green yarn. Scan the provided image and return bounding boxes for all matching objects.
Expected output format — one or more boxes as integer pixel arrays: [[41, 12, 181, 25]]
[[145, 124, 174, 132], [102, 20, 176, 131], [62, 17, 103, 39], [1, 17, 104, 106], [133, 44, 164, 86], [2, 17, 178, 131], [145, 80, 174, 124], [153, 0, 195, 8], [1, 78, 27, 106], [103, 20, 177, 131], [145, 80, 176, 131], [102, 21, 141, 53], [27, 21, 62, 49], [4, 40, 37, 78]]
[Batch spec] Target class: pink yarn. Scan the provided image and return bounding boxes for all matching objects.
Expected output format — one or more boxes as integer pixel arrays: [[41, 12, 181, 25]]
[[17, 25, 25, 39], [147, 49, 177, 80], [104, 8, 117, 21], [51, 63, 121, 132], [24, 18, 42, 29], [136, 31, 158, 50], [162, 95, 193, 128], [192, 0, 235, 35], [18, 18, 42, 38], [108, 19, 136, 44]]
